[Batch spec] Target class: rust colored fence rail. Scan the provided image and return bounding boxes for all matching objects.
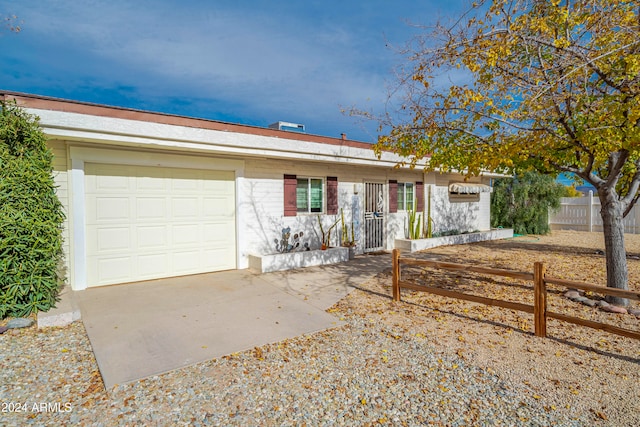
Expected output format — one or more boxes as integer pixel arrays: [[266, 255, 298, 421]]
[[391, 249, 640, 340]]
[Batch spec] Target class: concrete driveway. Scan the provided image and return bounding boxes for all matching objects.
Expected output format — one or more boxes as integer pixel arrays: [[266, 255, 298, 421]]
[[72, 255, 389, 389]]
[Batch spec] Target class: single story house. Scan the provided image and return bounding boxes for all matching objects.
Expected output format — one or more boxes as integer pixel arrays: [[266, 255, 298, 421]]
[[2, 92, 496, 291]]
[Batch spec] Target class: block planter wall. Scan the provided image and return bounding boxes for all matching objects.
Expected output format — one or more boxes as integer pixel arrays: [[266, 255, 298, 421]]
[[248, 247, 349, 273], [395, 228, 514, 253]]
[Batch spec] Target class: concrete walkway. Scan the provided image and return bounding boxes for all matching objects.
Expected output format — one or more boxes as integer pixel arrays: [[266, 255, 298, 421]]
[[50, 255, 389, 389], [259, 254, 390, 310]]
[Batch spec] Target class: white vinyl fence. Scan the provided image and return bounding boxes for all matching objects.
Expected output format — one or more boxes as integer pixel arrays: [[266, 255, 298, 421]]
[[549, 191, 640, 234]]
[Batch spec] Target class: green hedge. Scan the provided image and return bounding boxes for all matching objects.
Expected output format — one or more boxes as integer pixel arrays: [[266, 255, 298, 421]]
[[0, 101, 65, 318]]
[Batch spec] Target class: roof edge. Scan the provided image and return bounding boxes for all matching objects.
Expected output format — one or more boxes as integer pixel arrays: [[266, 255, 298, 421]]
[[0, 91, 375, 150]]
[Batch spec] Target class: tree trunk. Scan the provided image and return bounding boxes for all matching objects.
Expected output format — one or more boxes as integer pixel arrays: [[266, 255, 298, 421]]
[[598, 189, 629, 307]]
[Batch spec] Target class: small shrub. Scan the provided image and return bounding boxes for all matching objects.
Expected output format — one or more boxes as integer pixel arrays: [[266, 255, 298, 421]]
[[0, 101, 65, 318], [432, 229, 460, 238]]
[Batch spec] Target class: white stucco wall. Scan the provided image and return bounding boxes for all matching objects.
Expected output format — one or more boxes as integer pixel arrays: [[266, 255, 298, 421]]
[[239, 158, 431, 263], [428, 173, 492, 234], [49, 140, 71, 283], [238, 160, 494, 261], [47, 141, 493, 284], [34, 103, 494, 288]]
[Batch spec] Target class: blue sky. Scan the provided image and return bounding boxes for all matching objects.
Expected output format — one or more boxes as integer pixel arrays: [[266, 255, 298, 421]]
[[0, 0, 468, 142]]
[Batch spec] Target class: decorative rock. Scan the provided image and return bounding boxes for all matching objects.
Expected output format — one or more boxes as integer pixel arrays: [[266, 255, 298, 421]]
[[0, 326, 7, 334], [574, 296, 589, 303], [581, 298, 598, 308], [564, 290, 581, 300], [628, 308, 640, 317], [6, 317, 34, 329], [597, 300, 610, 308], [600, 305, 628, 314]]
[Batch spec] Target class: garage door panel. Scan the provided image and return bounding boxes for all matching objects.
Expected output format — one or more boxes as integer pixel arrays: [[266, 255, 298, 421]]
[[203, 222, 234, 241], [137, 175, 169, 191], [96, 227, 132, 251], [95, 256, 133, 283], [136, 179, 166, 192], [172, 250, 201, 273], [172, 197, 200, 219], [203, 180, 232, 191], [90, 197, 131, 222], [136, 198, 167, 220], [137, 225, 167, 248], [95, 175, 129, 191], [137, 253, 169, 277], [94, 171, 130, 190], [171, 179, 200, 192], [203, 197, 235, 217], [172, 224, 200, 245], [85, 162, 236, 287]]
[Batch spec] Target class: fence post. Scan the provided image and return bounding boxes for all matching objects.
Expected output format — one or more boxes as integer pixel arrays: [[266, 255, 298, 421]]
[[534, 262, 547, 337], [635, 194, 640, 234], [392, 249, 400, 301], [587, 190, 593, 232]]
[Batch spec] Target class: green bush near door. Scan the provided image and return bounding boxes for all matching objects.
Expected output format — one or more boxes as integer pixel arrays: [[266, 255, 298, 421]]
[[0, 101, 65, 318]]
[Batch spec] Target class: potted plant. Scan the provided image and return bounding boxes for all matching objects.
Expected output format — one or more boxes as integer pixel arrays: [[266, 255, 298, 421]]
[[317, 215, 340, 250], [340, 208, 357, 259]]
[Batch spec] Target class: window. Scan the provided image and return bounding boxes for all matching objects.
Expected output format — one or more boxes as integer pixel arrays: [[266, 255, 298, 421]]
[[296, 178, 323, 213], [397, 182, 414, 211], [284, 175, 337, 216]]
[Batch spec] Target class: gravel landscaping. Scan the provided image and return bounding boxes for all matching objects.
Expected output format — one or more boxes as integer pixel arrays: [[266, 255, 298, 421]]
[[1, 231, 638, 426]]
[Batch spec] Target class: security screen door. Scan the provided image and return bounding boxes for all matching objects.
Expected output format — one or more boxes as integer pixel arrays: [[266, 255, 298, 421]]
[[363, 182, 385, 251]]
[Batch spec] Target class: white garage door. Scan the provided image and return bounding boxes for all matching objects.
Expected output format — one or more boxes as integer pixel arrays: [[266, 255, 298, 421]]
[[85, 163, 236, 287]]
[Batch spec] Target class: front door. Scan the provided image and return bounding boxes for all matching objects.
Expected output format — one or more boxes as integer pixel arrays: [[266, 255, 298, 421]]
[[364, 182, 385, 252]]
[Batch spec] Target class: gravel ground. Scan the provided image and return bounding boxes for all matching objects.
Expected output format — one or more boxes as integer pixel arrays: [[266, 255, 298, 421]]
[[1, 316, 582, 427], [1, 231, 638, 426]]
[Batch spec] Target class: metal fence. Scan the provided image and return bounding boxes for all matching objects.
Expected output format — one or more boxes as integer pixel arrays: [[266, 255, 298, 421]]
[[549, 191, 640, 234]]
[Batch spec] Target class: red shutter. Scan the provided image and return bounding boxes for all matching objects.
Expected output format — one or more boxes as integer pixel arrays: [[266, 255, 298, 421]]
[[284, 174, 297, 216], [416, 181, 424, 211], [326, 176, 338, 215], [389, 180, 398, 213]]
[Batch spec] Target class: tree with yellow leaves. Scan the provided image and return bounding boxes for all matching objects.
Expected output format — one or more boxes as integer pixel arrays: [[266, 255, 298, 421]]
[[372, 0, 639, 306]]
